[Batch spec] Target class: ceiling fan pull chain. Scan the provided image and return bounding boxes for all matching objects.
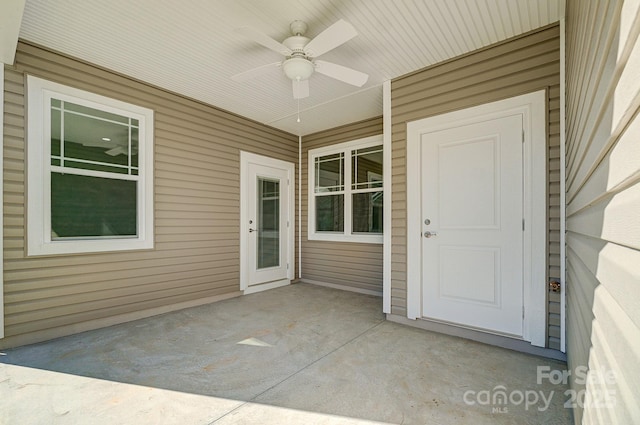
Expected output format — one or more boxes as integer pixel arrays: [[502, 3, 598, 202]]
[[296, 79, 301, 123]]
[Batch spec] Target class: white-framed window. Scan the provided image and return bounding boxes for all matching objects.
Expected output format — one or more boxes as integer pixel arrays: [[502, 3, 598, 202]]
[[27, 75, 154, 256], [308, 135, 383, 243]]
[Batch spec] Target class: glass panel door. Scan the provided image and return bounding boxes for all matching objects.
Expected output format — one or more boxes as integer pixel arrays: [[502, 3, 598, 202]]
[[257, 178, 280, 269], [244, 155, 291, 290]]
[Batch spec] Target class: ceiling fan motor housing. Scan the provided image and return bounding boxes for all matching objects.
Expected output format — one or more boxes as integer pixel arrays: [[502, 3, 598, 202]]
[[282, 34, 314, 81], [282, 35, 310, 55]]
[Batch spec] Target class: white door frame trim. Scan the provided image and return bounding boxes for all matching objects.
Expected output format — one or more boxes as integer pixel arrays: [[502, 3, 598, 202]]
[[240, 151, 295, 293], [382, 80, 392, 313], [406, 90, 546, 347]]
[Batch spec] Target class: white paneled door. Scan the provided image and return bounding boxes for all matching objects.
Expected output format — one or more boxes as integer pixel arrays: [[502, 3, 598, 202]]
[[241, 152, 294, 294], [421, 114, 524, 337]]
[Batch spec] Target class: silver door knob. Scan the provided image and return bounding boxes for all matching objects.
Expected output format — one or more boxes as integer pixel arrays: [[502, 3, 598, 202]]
[[424, 231, 437, 238]]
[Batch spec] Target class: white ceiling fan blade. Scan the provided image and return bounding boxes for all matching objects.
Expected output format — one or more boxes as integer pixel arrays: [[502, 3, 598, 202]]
[[292, 79, 309, 99], [231, 62, 281, 82], [314, 60, 369, 87], [304, 19, 357, 58], [235, 26, 292, 56]]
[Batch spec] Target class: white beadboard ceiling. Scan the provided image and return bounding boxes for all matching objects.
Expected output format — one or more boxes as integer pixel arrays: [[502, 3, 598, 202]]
[[16, 0, 561, 136]]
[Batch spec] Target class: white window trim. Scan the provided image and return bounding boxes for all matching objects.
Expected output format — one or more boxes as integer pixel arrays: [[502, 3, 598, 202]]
[[308, 134, 383, 244], [382, 79, 392, 314], [27, 75, 154, 256]]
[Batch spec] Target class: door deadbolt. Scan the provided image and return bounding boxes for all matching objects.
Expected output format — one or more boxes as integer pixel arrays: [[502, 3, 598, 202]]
[[424, 218, 431, 225]]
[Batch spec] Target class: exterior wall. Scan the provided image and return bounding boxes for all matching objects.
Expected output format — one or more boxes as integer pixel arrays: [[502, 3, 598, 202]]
[[301, 117, 383, 294], [565, 0, 640, 423], [1, 41, 298, 349], [390, 25, 561, 348]]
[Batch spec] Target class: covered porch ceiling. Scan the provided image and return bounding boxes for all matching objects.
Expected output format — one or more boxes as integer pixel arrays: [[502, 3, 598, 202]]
[[10, 0, 562, 135]]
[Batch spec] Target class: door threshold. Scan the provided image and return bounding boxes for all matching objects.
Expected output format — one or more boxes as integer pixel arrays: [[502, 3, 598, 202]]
[[386, 313, 566, 361], [244, 278, 290, 295], [421, 315, 524, 340]]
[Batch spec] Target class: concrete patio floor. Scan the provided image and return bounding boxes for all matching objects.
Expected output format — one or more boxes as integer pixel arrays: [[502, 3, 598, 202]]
[[0, 283, 573, 424]]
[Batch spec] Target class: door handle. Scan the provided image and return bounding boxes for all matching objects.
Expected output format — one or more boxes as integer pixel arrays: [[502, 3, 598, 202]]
[[249, 228, 258, 233], [423, 231, 437, 238]]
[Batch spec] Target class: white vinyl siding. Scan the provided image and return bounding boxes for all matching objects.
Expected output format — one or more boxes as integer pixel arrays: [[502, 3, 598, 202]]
[[565, 0, 640, 423]]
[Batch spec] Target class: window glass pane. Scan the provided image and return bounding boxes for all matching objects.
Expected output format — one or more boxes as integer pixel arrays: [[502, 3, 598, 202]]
[[315, 153, 344, 192], [352, 192, 383, 233], [63, 109, 132, 169], [315, 194, 344, 232], [257, 178, 279, 269], [51, 173, 137, 239], [130, 126, 139, 169], [63, 101, 130, 124], [51, 106, 61, 157], [352, 145, 383, 190]]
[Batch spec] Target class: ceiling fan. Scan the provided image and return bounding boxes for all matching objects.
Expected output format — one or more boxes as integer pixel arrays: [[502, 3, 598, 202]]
[[232, 19, 369, 99], [78, 138, 136, 157]]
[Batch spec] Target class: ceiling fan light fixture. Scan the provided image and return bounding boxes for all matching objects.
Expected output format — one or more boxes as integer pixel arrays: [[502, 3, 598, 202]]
[[233, 19, 367, 99], [282, 57, 314, 81]]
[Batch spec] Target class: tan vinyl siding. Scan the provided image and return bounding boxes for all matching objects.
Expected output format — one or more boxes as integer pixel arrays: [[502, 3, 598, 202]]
[[390, 25, 561, 346], [565, 0, 640, 423], [302, 117, 383, 294], [1, 41, 298, 348], [548, 84, 562, 350]]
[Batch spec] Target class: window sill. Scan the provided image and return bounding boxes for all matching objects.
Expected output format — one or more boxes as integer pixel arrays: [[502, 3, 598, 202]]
[[27, 238, 154, 256], [308, 233, 383, 244]]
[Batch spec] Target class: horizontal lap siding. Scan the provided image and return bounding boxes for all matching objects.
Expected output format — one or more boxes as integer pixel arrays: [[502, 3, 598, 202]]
[[302, 117, 383, 294], [1, 41, 298, 348], [390, 25, 561, 346], [548, 85, 562, 350], [565, 0, 640, 423]]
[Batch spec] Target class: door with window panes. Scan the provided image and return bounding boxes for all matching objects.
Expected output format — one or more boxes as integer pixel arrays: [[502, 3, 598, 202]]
[[241, 152, 294, 292]]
